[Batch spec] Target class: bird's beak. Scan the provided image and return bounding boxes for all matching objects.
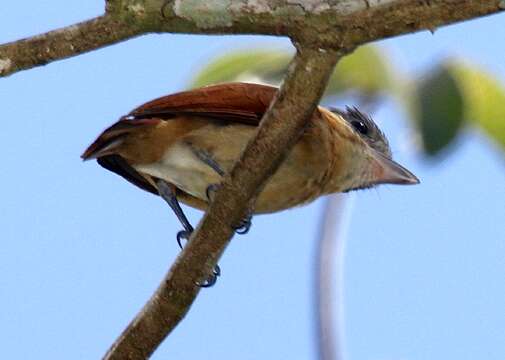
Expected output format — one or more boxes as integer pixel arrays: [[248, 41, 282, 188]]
[[370, 149, 420, 186]]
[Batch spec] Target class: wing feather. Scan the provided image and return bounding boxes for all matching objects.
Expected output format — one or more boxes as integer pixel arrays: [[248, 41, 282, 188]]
[[129, 82, 277, 125]]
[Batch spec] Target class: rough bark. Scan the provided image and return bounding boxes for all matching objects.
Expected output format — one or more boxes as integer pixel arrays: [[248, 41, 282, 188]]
[[1, 1, 503, 77]]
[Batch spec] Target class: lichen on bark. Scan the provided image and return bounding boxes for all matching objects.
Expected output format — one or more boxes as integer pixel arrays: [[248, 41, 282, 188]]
[[174, 0, 235, 28]]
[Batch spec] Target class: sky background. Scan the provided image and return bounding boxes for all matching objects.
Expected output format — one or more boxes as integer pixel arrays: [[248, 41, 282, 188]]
[[1, 2, 504, 360]]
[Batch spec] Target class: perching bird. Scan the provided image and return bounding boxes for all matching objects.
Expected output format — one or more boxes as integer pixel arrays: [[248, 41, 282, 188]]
[[82, 82, 419, 285]]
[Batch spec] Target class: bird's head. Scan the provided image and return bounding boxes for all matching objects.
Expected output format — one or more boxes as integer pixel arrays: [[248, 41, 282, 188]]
[[325, 106, 419, 192]]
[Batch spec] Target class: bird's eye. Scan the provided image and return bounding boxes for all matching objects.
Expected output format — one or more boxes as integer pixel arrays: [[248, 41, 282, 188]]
[[351, 120, 368, 135]]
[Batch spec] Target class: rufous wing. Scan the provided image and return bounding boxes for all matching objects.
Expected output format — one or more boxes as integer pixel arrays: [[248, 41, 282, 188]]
[[129, 82, 277, 125]]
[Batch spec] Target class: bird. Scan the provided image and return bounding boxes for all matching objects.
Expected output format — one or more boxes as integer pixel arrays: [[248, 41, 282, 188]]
[[82, 82, 419, 286]]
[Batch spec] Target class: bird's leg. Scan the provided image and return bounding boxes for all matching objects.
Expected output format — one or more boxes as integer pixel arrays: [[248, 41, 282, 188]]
[[193, 144, 253, 234], [193, 145, 255, 235], [189, 145, 226, 177], [157, 179, 221, 287], [157, 180, 193, 248]]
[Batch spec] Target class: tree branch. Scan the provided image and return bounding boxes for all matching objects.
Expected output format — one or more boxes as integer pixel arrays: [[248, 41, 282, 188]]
[[1, 1, 503, 77], [0, 15, 143, 77], [103, 44, 342, 360]]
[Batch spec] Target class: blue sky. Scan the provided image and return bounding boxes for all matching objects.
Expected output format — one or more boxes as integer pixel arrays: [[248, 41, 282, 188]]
[[1, 2, 504, 360]]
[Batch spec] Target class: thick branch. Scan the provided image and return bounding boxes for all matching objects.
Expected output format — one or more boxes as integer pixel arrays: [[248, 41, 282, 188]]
[[103, 44, 342, 360], [158, 0, 504, 44], [1, 1, 503, 77]]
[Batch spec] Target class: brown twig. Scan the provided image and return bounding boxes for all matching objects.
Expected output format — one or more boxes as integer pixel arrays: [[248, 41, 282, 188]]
[[103, 44, 343, 360]]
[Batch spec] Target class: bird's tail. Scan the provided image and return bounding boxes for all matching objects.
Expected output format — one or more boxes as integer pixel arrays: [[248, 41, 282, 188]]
[[81, 117, 159, 160], [81, 117, 161, 195]]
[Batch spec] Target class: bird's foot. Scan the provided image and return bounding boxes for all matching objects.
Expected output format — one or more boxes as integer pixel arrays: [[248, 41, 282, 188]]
[[176, 228, 222, 288], [232, 213, 253, 235], [176, 229, 192, 249], [196, 264, 221, 288], [157, 179, 222, 287]]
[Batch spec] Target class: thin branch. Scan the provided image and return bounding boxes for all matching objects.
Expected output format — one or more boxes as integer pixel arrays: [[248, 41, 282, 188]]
[[102, 44, 343, 360], [314, 194, 351, 360], [0, 15, 143, 77], [1, 1, 503, 77]]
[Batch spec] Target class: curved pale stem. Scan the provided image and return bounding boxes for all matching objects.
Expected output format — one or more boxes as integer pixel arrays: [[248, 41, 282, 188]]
[[315, 194, 353, 360]]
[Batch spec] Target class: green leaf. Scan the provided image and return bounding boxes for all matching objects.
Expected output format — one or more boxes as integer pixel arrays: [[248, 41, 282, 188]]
[[190, 46, 394, 99], [414, 64, 465, 156], [190, 50, 291, 88], [327, 46, 393, 96], [449, 62, 505, 150]]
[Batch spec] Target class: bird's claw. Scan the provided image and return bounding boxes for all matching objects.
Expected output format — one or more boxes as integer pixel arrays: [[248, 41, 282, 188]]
[[176, 229, 192, 249], [196, 264, 221, 288], [232, 214, 252, 234], [176, 228, 222, 288]]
